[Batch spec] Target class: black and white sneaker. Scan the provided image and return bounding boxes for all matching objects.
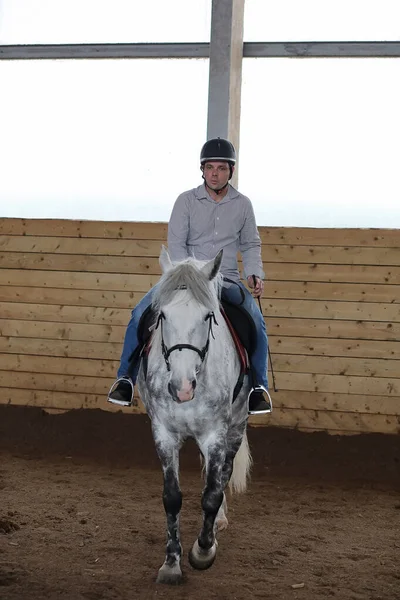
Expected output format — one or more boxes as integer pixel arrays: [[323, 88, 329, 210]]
[[248, 386, 273, 415], [107, 376, 134, 407]]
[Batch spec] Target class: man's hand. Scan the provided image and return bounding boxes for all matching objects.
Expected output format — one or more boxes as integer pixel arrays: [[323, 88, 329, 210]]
[[247, 275, 264, 298]]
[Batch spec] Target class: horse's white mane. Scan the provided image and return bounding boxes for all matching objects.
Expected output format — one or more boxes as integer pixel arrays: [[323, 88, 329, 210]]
[[152, 257, 222, 313]]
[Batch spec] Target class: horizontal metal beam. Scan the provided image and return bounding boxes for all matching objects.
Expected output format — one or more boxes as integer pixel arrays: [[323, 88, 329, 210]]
[[0, 43, 209, 60], [1, 41, 400, 61], [244, 41, 400, 58]]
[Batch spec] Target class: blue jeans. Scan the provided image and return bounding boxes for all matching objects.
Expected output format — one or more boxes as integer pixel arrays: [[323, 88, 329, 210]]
[[117, 281, 269, 389]]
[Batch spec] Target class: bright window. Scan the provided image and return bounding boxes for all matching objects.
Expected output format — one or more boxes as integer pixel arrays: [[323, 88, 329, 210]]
[[240, 58, 400, 227], [0, 59, 209, 221], [244, 0, 400, 42], [0, 0, 211, 44]]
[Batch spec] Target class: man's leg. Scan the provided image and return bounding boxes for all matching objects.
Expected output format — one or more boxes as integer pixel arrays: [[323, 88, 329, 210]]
[[222, 282, 272, 415], [108, 286, 156, 406]]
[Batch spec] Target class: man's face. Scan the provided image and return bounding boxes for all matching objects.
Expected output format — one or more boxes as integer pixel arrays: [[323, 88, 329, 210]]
[[202, 161, 233, 191]]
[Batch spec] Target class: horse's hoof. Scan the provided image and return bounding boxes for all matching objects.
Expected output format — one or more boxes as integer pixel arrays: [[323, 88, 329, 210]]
[[156, 563, 183, 585], [188, 539, 218, 570], [216, 515, 229, 531]]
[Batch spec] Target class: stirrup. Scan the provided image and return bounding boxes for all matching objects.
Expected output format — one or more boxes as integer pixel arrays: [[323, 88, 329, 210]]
[[248, 385, 273, 415], [107, 376, 134, 407]]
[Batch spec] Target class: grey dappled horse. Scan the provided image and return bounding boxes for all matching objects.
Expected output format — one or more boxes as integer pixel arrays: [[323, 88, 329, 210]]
[[137, 247, 252, 585]]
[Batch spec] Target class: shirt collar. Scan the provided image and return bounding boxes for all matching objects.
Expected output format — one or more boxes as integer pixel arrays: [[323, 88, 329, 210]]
[[195, 183, 240, 202]]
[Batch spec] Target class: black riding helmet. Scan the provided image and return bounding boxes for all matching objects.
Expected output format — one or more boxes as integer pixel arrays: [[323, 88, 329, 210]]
[[200, 137, 236, 166], [200, 138, 236, 191]]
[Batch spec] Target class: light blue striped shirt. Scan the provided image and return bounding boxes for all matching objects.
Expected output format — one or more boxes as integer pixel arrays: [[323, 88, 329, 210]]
[[167, 183, 264, 282]]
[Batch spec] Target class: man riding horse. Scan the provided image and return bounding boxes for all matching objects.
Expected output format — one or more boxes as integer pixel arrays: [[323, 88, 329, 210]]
[[108, 137, 272, 416]]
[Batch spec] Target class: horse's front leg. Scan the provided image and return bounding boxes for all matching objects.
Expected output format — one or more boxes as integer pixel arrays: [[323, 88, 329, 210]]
[[153, 431, 183, 585], [189, 442, 225, 570]]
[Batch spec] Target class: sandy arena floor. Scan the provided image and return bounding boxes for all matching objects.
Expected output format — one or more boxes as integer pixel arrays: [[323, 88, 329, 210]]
[[0, 407, 399, 600]]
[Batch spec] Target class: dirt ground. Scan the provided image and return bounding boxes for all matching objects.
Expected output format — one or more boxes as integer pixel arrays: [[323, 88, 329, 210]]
[[0, 406, 399, 600]]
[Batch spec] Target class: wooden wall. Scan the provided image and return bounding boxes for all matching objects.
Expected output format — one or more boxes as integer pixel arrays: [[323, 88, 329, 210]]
[[0, 218, 399, 435]]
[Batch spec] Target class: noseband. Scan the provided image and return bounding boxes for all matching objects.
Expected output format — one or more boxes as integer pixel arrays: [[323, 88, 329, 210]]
[[156, 311, 218, 372]]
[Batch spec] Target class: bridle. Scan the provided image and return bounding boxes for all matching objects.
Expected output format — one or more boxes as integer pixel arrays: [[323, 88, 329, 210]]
[[155, 310, 218, 372]]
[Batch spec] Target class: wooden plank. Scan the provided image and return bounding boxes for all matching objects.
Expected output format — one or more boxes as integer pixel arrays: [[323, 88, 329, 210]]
[[2, 235, 399, 266], [0, 337, 122, 360], [269, 336, 398, 359], [264, 282, 400, 303], [261, 245, 400, 266], [0, 286, 145, 308], [0, 319, 125, 343], [262, 263, 400, 284], [272, 354, 400, 378], [262, 299, 400, 322], [2, 307, 399, 340], [249, 409, 400, 434], [1, 269, 158, 290], [266, 389, 400, 415], [272, 372, 400, 397], [0, 370, 113, 394], [1, 218, 399, 247], [259, 227, 400, 248], [0, 302, 131, 326], [0, 387, 144, 413], [1, 282, 398, 306], [0, 235, 163, 257], [0, 218, 168, 240], [0, 353, 117, 377], [267, 318, 400, 341], [2, 253, 400, 284], [0, 252, 162, 275]]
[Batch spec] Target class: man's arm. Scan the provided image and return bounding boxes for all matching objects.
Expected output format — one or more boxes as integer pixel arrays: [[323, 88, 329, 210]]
[[239, 201, 265, 296], [167, 193, 190, 262]]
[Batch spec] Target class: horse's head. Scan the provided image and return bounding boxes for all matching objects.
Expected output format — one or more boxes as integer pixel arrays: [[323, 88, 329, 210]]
[[152, 247, 223, 403]]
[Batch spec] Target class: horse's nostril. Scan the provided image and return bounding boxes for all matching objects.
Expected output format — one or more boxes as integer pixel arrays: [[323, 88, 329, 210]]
[[168, 382, 174, 397], [192, 380, 197, 390]]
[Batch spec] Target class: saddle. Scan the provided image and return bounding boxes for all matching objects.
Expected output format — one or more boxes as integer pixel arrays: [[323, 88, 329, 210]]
[[128, 300, 257, 402]]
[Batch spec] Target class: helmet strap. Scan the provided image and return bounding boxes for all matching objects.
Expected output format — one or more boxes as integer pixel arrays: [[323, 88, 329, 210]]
[[204, 180, 229, 195]]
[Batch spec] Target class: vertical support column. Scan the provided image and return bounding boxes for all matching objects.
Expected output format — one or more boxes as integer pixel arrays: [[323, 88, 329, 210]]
[[207, 0, 245, 187]]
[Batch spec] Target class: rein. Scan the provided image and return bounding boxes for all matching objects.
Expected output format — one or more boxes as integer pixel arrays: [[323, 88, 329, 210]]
[[156, 310, 218, 372]]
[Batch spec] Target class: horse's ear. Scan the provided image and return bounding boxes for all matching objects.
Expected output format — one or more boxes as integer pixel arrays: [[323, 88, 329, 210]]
[[201, 249, 223, 281], [159, 245, 173, 273]]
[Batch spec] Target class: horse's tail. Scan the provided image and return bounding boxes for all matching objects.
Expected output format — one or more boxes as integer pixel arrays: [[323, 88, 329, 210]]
[[229, 429, 252, 494]]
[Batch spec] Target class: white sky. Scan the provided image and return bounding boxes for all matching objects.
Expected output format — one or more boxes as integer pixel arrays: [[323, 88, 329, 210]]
[[0, 0, 399, 228]]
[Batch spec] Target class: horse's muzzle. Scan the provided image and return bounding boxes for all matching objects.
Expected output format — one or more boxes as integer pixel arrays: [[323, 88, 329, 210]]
[[168, 379, 196, 403]]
